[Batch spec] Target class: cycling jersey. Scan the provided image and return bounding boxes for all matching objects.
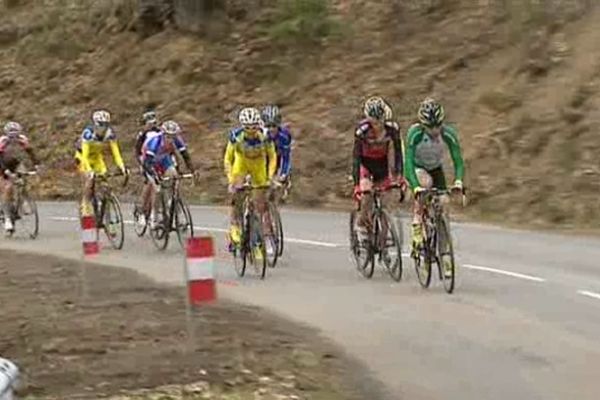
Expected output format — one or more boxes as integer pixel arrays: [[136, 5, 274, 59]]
[[404, 123, 464, 190], [141, 130, 187, 175], [266, 125, 292, 177], [224, 127, 276, 188], [135, 126, 162, 162], [0, 134, 37, 176], [75, 124, 125, 174], [352, 119, 403, 184]]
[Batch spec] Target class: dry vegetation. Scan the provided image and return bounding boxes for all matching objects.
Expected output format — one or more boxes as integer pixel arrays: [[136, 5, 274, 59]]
[[1, 0, 599, 229]]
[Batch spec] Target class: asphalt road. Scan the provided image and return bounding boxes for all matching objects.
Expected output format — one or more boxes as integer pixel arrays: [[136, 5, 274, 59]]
[[2, 201, 599, 400]]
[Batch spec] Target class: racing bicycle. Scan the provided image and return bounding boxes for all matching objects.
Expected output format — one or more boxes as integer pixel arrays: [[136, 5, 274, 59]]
[[349, 183, 404, 281], [411, 187, 466, 294], [144, 173, 194, 250], [88, 171, 129, 250], [232, 178, 269, 279], [0, 170, 39, 239]]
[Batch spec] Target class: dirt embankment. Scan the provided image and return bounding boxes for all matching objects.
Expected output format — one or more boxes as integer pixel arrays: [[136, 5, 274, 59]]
[[1, 0, 600, 230], [0, 250, 381, 399]]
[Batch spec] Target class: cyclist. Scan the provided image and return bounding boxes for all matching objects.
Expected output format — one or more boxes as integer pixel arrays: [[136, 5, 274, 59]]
[[224, 107, 277, 257], [0, 122, 40, 233], [134, 108, 161, 166], [404, 98, 465, 276], [139, 120, 198, 228], [352, 96, 404, 242], [261, 104, 292, 203], [75, 110, 128, 217]]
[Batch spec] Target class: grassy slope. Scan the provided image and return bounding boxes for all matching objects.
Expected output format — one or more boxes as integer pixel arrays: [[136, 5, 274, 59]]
[[1, 0, 599, 229]]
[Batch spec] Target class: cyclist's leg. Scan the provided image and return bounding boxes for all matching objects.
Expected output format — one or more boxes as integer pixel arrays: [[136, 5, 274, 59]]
[[228, 165, 246, 246], [0, 161, 17, 231]]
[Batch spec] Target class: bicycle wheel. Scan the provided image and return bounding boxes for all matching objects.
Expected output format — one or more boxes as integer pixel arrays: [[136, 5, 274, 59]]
[[349, 210, 374, 278], [101, 194, 124, 250], [378, 210, 403, 282], [174, 198, 194, 248], [436, 216, 456, 294], [265, 203, 280, 268], [273, 203, 284, 257], [17, 194, 39, 239], [150, 193, 169, 250], [413, 223, 432, 288], [133, 203, 148, 237]]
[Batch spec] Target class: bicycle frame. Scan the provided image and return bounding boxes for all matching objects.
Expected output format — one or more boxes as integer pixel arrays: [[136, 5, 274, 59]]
[[158, 173, 193, 232]]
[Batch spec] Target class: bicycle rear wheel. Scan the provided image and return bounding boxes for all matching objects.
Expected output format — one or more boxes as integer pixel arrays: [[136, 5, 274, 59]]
[[17, 194, 39, 239], [235, 213, 250, 278], [269, 202, 284, 258], [436, 216, 456, 294], [349, 210, 374, 278], [174, 198, 194, 248], [378, 210, 402, 282], [101, 194, 124, 250], [150, 194, 169, 250], [265, 203, 280, 268], [413, 223, 432, 288]]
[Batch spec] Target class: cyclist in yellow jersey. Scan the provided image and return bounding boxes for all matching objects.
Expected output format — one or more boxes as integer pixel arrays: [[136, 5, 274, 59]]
[[74, 110, 129, 216], [224, 107, 276, 254]]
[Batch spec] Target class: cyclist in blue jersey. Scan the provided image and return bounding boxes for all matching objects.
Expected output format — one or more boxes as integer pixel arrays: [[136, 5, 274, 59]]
[[138, 120, 198, 227], [261, 105, 292, 202]]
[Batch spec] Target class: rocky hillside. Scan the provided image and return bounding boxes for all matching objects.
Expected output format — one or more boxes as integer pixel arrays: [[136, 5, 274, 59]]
[[1, 0, 599, 230]]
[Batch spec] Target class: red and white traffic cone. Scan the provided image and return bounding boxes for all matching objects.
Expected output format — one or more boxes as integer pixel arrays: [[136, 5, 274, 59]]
[[185, 236, 217, 305], [81, 215, 99, 256]]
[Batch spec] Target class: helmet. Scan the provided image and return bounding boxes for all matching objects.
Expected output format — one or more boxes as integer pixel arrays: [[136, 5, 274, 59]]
[[238, 107, 261, 127], [3, 121, 22, 137], [261, 105, 282, 126], [142, 109, 158, 125], [363, 96, 387, 121], [92, 110, 111, 127], [161, 120, 181, 136], [418, 98, 445, 127]]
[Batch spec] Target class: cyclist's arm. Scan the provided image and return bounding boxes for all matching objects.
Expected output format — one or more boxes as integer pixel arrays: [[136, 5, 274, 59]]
[[278, 131, 292, 177], [404, 125, 422, 190], [442, 125, 465, 182], [80, 140, 93, 173], [109, 140, 125, 170], [392, 126, 404, 176], [223, 141, 234, 181], [175, 135, 195, 172], [134, 132, 144, 164], [351, 134, 362, 186], [266, 141, 277, 179]]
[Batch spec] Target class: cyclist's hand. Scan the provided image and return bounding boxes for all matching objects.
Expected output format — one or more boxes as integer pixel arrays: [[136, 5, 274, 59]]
[[192, 169, 201, 182], [352, 185, 362, 202], [451, 180, 464, 194], [4, 170, 15, 180], [33, 164, 41, 173], [397, 176, 408, 192], [413, 186, 426, 199]]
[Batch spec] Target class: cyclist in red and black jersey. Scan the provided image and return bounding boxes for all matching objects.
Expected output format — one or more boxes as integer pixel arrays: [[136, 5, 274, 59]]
[[352, 97, 405, 238]]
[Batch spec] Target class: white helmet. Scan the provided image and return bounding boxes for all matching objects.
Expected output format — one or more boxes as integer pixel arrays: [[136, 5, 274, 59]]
[[3, 121, 22, 137], [238, 107, 261, 127], [161, 120, 181, 136], [92, 110, 111, 126]]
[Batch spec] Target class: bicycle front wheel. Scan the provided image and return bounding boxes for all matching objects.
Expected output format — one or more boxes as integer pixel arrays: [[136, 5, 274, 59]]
[[249, 212, 267, 279], [101, 194, 124, 249], [133, 204, 148, 237], [413, 223, 432, 288], [349, 210, 373, 278], [150, 194, 169, 250], [18, 194, 39, 239], [174, 198, 194, 248], [378, 210, 403, 282], [436, 216, 456, 294]]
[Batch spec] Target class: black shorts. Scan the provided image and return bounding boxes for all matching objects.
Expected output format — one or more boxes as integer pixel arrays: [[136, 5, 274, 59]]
[[420, 166, 447, 190], [360, 157, 389, 183], [0, 158, 20, 179]]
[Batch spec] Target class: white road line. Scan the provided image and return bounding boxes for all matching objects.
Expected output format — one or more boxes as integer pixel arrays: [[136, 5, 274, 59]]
[[463, 264, 546, 282], [577, 290, 600, 301]]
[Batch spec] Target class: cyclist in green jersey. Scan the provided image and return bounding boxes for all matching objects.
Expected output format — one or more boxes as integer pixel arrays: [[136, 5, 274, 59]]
[[404, 98, 465, 257]]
